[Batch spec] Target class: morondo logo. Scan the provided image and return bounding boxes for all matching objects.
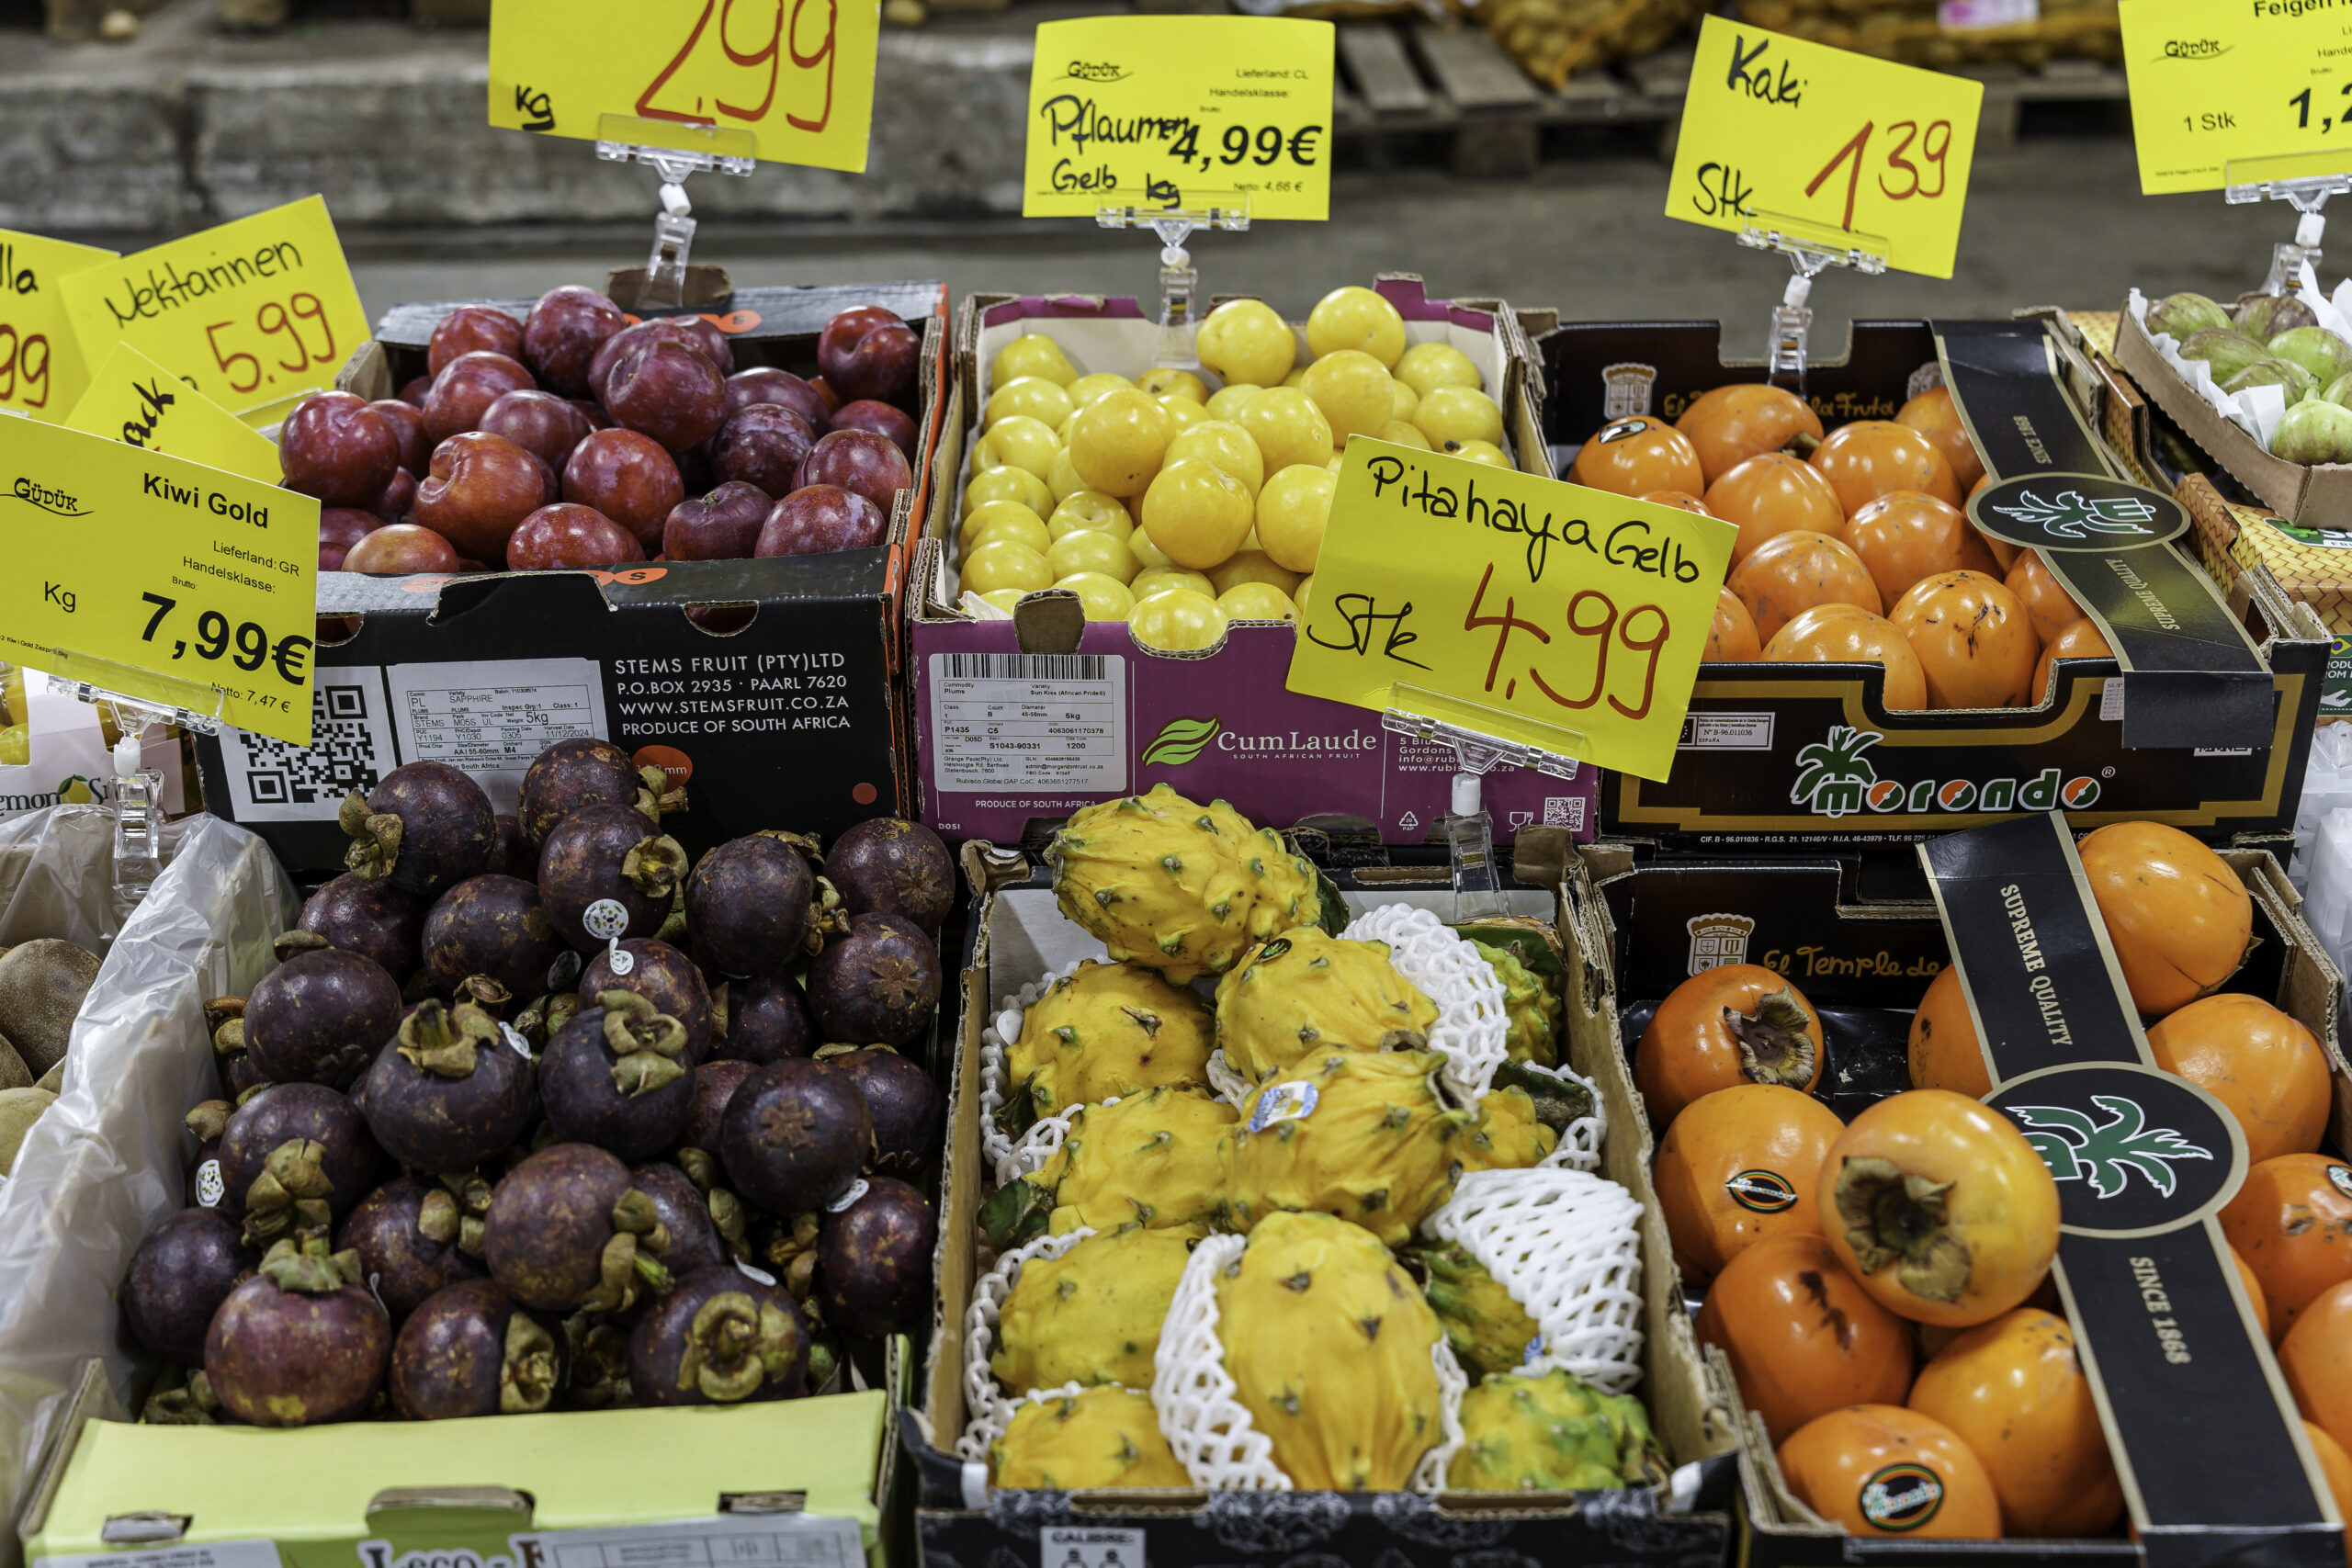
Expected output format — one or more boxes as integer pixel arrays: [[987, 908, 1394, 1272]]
[[1792, 726, 2098, 818], [1860, 1463, 1944, 1531], [1724, 1168, 1797, 1213], [2010, 1096, 2213, 1198], [1989, 487, 2160, 541]]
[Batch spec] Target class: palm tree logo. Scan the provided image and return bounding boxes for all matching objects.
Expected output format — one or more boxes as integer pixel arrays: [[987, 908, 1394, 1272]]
[[1792, 726, 1882, 817], [1989, 488, 2160, 542], [2009, 1096, 2213, 1198]]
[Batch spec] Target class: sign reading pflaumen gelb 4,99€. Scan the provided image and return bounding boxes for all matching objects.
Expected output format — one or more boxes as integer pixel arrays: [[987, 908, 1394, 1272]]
[[1286, 439, 1737, 783]]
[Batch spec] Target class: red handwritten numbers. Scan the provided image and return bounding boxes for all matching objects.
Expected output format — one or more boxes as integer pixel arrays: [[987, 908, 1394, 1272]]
[[1804, 118, 1953, 232], [1464, 565, 1673, 721], [637, 0, 836, 134], [0, 327, 51, 410], [198, 292, 338, 399]]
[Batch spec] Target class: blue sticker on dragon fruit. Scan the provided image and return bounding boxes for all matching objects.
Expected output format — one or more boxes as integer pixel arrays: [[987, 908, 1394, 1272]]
[[1249, 1081, 1318, 1133]]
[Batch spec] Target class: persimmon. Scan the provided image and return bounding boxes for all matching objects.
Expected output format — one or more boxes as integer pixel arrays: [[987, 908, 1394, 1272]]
[[1656, 1084, 1846, 1282], [2075, 820, 2252, 1016], [1678, 383, 1825, 487], [2146, 993, 2330, 1165], [1763, 605, 1928, 711], [2238, 1246, 2274, 1339], [2003, 550, 2087, 645], [2221, 1154, 2352, 1339], [1811, 421, 1963, 515], [1966, 473, 2019, 570], [2305, 1422, 2352, 1568], [1888, 570, 2040, 710], [1819, 1089, 2060, 1327], [1697, 1234, 1914, 1444], [2033, 618, 2112, 705], [1897, 386, 1987, 493], [1568, 414, 1703, 498], [2284, 1279, 2352, 1455], [1705, 452, 1848, 565], [1907, 1308, 2121, 1538], [1730, 531, 1882, 645], [1643, 489, 1713, 515], [1907, 965, 1990, 1098], [1778, 1404, 2003, 1538], [1707, 587, 1761, 662], [1846, 491, 2001, 607], [1635, 964, 1825, 1129]]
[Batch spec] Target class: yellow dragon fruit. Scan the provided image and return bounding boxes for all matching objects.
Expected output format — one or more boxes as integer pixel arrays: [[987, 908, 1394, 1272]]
[[1471, 939, 1562, 1068], [1461, 1084, 1558, 1171], [980, 1086, 1238, 1251], [1223, 1049, 1477, 1247], [1416, 1241, 1540, 1380], [1199, 796, 1325, 935], [1215, 1211, 1445, 1490], [1003, 960, 1215, 1134], [1213, 928, 1439, 1087], [1447, 1369, 1666, 1492], [991, 1386, 1192, 1490], [992, 1224, 1203, 1394]]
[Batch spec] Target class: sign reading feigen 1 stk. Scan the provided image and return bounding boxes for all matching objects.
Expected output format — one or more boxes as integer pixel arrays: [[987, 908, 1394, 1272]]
[[2120, 0, 2352, 195]]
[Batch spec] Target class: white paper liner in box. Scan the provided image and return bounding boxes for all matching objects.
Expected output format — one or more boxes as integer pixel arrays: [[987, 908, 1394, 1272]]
[[979, 956, 1093, 1183], [1151, 1232, 1468, 1492], [1339, 903, 1510, 1100], [956, 1225, 1100, 1461], [1424, 1168, 1646, 1394]]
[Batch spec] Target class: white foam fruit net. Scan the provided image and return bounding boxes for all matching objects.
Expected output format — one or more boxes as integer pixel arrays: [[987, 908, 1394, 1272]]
[[979, 957, 1091, 1184], [1424, 1168, 1645, 1393], [1524, 1059, 1606, 1174], [956, 1225, 1099, 1461], [1340, 904, 1510, 1100]]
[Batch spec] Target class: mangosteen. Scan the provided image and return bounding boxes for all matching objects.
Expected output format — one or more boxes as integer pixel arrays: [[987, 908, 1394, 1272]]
[[488, 814, 529, 878], [815, 1176, 935, 1337], [822, 1047, 943, 1175], [631, 1161, 726, 1272], [685, 835, 816, 977], [745, 1210, 824, 1298], [243, 947, 402, 1089], [122, 1209, 253, 1366], [710, 975, 815, 1066], [295, 874, 429, 983], [566, 1315, 633, 1409], [185, 1100, 231, 1209], [481, 1142, 672, 1313], [539, 994, 695, 1161], [204, 1236, 391, 1427], [388, 1278, 566, 1419], [514, 988, 582, 1051], [338, 1175, 491, 1319], [423, 875, 569, 998], [720, 1058, 872, 1216], [356, 1000, 536, 1174], [628, 1263, 808, 1407], [219, 1083, 379, 1245], [204, 997, 266, 1099], [823, 819, 953, 934], [683, 1058, 756, 1155], [340, 761, 498, 899], [517, 737, 683, 852], [806, 914, 939, 1049], [538, 805, 688, 953], [580, 939, 711, 1062]]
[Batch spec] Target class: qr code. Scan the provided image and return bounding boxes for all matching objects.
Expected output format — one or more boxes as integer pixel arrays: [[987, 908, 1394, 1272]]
[[1543, 795, 1588, 829], [219, 671, 395, 822]]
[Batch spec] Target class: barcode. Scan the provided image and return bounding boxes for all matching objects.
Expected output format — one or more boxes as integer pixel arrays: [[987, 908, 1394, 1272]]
[[938, 654, 1108, 681]]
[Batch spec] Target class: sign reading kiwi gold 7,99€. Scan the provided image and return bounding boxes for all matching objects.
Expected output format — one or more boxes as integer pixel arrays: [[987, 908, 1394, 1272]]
[[1664, 14, 1983, 278], [1285, 439, 1738, 784], [1022, 16, 1335, 221]]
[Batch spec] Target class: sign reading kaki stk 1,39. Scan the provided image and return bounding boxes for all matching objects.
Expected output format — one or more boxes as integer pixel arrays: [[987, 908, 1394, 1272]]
[[2120, 0, 2352, 194]]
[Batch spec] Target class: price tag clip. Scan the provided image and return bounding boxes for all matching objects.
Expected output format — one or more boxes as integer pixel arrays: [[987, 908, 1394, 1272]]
[[2222, 152, 2350, 299], [1736, 212, 1890, 385], [36, 649, 220, 911], [594, 116, 757, 311], [1382, 694, 1582, 922], [1094, 200, 1250, 371]]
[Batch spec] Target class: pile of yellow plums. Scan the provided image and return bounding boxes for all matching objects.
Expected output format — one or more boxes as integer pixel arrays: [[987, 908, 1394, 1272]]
[[955, 286, 1511, 652]]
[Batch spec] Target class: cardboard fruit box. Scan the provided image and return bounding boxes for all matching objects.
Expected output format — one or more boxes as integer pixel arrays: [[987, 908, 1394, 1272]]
[[195, 276, 950, 874], [1540, 317, 2330, 852], [907, 277, 1602, 854], [899, 838, 1740, 1567]]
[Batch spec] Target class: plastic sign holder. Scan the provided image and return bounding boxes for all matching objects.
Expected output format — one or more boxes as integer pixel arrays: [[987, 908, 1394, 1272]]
[[43, 649, 222, 908], [594, 115, 756, 310], [1736, 212, 1889, 384], [1094, 200, 1250, 371], [1385, 696, 1583, 920], [2223, 152, 2351, 299]]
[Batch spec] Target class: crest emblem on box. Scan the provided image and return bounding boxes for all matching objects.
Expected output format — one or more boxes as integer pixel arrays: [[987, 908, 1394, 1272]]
[[1600, 362, 1657, 421], [1685, 912, 1755, 975]]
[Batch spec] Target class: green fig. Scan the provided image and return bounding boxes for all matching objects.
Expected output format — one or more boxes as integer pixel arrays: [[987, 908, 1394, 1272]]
[[2237, 294, 2319, 341], [2325, 371, 2352, 409], [2267, 326, 2352, 388], [2223, 357, 2320, 403], [2273, 397, 2352, 467], [2180, 330, 2269, 385], [2146, 291, 2233, 341]]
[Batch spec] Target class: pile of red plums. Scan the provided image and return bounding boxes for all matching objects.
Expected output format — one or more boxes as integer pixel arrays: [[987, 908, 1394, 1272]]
[[285, 288, 924, 576]]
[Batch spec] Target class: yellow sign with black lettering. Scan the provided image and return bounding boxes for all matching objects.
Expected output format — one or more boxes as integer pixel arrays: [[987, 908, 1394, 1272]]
[[67, 339, 281, 484], [1664, 14, 1983, 278], [2120, 0, 2352, 195], [1284, 438, 1737, 784], [57, 197, 370, 430], [0, 231, 118, 424], [0, 419, 320, 745], [1022, 15, 1334, 220]]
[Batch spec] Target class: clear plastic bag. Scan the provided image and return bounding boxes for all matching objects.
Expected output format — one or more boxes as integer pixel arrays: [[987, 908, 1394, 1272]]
[[2293, 723, 2352, 890], [2302, 807, 2352, 985]]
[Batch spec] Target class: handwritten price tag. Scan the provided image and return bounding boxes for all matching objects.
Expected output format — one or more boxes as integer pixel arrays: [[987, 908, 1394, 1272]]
[[58, 197, 370, 430], [0, 231, 118, 424], [1285, 439, 1737, 783], [488, 0, 881, 175], [2120, 0, 2352, 195], [1023, 16, 1334, 220], [0, 419, 319, 745], [67, 339, 281, 484], [1665, 15, 1983, 278]]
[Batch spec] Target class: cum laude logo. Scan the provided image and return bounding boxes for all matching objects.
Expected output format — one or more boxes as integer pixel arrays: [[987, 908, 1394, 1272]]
[[1790, 726, 2099, 818]]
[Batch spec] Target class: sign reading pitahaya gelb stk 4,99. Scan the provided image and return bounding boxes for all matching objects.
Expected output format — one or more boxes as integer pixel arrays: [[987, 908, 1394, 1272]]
[[1284, 439, 1738, 784]]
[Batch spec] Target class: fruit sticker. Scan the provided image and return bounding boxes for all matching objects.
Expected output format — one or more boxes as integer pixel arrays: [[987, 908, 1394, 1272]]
[[1248, 1079, 1317, 1132], [1859, 1461, 1945, 1531], [1724, 1168, 1798, 1213], [0, 229, 117, 424]]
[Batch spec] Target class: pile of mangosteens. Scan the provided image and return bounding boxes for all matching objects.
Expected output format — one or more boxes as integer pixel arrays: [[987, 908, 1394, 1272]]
[[122, 739, 952, 1429], [288, 288, 924, 578]]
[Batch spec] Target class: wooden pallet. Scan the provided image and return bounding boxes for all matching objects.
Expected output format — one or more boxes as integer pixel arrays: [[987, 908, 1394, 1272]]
[[1955, 57, 2129, 148]]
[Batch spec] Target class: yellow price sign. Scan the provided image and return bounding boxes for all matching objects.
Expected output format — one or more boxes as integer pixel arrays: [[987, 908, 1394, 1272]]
[[67, 340, 282, 484], [2120, 0, 2352, 194], [1285, 440, 1737, 784], [488, 0, 881, 175], [58, 197, 369, 430], [1023, 16, 1333, 221], [0, 231, 118, 423], [1664, 14, 1983, 278], [0, 419, 319, 745]]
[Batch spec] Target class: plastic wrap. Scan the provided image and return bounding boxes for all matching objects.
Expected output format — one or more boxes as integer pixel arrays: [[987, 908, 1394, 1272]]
[[0, 810, 296, 1566], [2293, 723, 2352, 890]]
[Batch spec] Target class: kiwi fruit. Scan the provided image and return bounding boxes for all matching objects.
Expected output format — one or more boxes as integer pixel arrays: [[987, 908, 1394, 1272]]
[[0, 1038, 29, 1091], [0, 940, 99, 1076], [33, 1058, 62, 1094], [0, 1087, 57, 1175]]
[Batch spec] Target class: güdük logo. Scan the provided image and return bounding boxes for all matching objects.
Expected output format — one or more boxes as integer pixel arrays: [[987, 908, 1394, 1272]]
[[11, 477, 88, 518], [1724, 1168, 1797, 1213], [1969, 473, 2188, 553], [1062, 59, 1131, 82], [1141, 715, 1220, 767], [1989, 1063, 2245, 1235], [1860, 1462, 1944, 1531]]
